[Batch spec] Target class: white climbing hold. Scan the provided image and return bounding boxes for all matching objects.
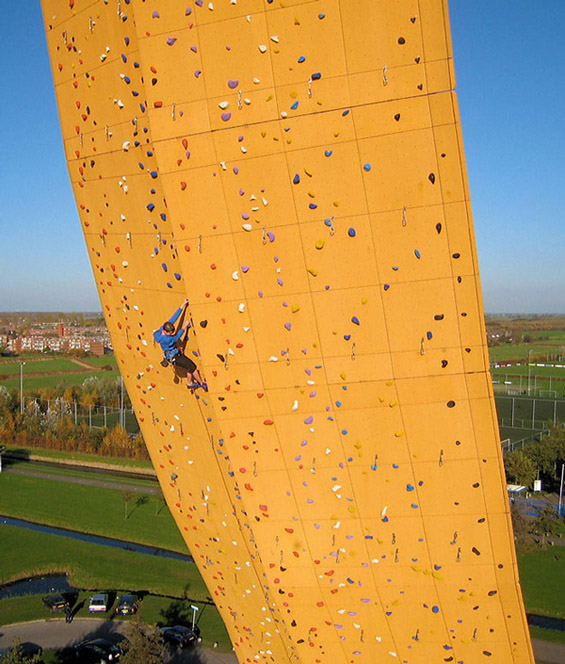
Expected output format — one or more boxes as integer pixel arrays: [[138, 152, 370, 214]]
[[122, 261, 128, 267], [291, 400, 298, 411], [325, 448, 331, 455], [242, 223, 253, 232], [269, 356, 278, 362], [270, 35, 279, 43], [232, 270, 240, 280], [238, 303, 246, 313], [262, 197, 268, 206], [243, 326, 250, 332], [258, 44, 267, 53], [218, 101, 230, 109], [381, 506, 388, 517], [122, 141, 130, 151], [220, 161, 227, 170], [253, 77, 261, 84]]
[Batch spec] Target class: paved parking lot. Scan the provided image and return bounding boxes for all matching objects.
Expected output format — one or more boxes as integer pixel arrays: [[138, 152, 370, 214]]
[[0, 618, 237, 663]]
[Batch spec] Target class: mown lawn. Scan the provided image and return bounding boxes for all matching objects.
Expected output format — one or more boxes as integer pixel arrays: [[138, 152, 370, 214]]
[[518, 548, 565, 619], [0, 473, 186, 553], [0, 370, 120, 392], [0, 526, 231, 650], [0, 358, 85, 376]]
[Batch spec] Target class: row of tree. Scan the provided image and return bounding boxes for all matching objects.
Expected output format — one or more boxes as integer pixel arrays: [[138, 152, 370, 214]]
[[0, 386, 148, 460], [504, 423, 565, 492]]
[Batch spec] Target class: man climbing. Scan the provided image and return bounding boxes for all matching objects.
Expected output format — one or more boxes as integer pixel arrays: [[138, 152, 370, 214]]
[[153, 299, 207, 391]]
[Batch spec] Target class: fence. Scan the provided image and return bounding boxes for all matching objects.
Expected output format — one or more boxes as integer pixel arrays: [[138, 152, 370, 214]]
[[23, 396, 139, 435], [495, 395, 565, 429]]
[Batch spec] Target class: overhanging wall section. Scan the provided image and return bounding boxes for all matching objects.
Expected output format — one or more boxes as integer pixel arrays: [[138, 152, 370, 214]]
[[42, 1, 534, 662]]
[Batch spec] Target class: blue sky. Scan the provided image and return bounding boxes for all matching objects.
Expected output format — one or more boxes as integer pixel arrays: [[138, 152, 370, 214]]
[[0, 1, 563, 313]]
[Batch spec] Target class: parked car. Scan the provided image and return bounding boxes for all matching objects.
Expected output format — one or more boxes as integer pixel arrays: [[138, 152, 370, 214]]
[[88, 593, 109, 613], [159, 625, 200, 649], [74, 638, 122, 663], [42, 593, 69, 612], [0, 642, 43, 663], [115, 594, 137, 615]]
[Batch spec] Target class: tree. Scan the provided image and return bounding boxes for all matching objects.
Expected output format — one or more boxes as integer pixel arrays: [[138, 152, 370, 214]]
[[122, 490, 135, 520], [119, 615, 163, 664], [531, 505, 560, 547], [504, 450, 537, 488]]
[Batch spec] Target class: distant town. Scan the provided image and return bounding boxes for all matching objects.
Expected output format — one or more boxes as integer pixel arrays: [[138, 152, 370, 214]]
[[0, 312, 110, 357]]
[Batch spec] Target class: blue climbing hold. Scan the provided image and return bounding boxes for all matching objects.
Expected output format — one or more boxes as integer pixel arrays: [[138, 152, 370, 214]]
[[161, 263, 168, 272], [351, 316, 359, 325], [414, 249, 421, 259], [293, 174, 300, 184], [348, 228, 356, 237], [363, 163, 371, 171], [311, 72, 321, 80], [291, 101, 299, 110], [298, 55, 305, 63], [325, 150, 332, 157]]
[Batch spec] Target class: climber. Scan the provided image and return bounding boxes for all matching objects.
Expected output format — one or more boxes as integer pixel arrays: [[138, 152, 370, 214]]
[[153, 299, 207, 391]]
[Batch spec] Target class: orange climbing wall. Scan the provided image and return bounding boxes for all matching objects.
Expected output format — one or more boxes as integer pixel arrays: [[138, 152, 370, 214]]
[[42, 1, 534, 662]]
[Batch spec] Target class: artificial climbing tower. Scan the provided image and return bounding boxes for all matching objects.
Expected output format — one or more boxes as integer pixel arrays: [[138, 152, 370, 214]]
[[42, 1, 534, 662]]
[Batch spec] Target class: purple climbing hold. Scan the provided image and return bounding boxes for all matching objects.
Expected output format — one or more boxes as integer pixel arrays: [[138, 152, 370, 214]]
[[190, 45, 198, 53], [241, 265, 249, 273], [304, 416, 314, 424], [267, 231, 275, 242], [152, 10, 160, 17], [284, 323, 291, 331], [166, 37, 177, 46], [221, 112, 232, 121], [228, 79, 239, 89], [195, 0, 203, 6], [195, 70, 202, 78], [185, 7, 192, 15]]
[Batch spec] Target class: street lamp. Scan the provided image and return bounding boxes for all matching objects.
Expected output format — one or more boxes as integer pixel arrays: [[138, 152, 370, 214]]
[[19, 361, 26, 415], [527, 349, 532, 396], [190, 604, 199, 631]]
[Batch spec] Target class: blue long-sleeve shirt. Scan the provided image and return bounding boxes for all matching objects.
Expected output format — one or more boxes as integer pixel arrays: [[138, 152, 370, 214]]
[[153, 307, 191, 359]]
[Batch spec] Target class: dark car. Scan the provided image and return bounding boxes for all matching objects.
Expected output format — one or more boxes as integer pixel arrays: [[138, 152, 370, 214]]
[[159, 625, 200, 649], [0, 642, 43, 662], [115, 594, 137, 615], [74, 638, 122, 663], [42, 593, 69, 612]]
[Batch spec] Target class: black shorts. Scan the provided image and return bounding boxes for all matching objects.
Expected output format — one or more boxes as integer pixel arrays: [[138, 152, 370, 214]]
[[171, 353, 197, 374]]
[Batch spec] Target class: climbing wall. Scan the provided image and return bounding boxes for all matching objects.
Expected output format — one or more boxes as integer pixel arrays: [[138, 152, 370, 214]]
[[42, 1, 534, 662]]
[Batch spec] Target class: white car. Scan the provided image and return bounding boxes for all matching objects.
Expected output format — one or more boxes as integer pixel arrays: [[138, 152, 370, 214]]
[[88, 593, 109, 613]]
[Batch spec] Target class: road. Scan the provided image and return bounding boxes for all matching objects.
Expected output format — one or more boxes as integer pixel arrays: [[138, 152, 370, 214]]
[[0, 618, 238, 663], [1, 619, 564, 663]]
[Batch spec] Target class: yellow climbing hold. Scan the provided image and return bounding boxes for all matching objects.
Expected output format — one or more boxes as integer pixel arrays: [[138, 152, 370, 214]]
[[307, 267, 318, 276], [315, 239, 324, 250], [291, 304, 300, 313], [304, 167, 312, 177], [340, 372, 347, 380], [354, 440, 362, 449], [394, 430, 404, 437]]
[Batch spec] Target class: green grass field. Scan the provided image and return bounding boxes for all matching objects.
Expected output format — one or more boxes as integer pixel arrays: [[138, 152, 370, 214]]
[[518, 548, 565, 619], [0, 473, 186, 553], [0, 358, 86, 376], [0, 527, 231, 650], [0, 370, 120, 392]]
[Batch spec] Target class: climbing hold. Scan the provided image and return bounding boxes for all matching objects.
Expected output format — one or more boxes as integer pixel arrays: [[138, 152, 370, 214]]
[[348, 228, 356, 237], [200, 320, 208, 328], [351, 316, 360, 325], [428, 173, 436, 184], [363, 163, 371, 172], [232, 271, 239, 280], [227, 79, 238, 89], [315, 239, 324, 250], [242, 223, 253, 232]]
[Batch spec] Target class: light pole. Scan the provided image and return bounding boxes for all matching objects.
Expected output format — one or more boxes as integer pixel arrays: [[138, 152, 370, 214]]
[[527, 349, 532, 396], [19, 361, 26, 415], [190, 604, 199, 631]]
